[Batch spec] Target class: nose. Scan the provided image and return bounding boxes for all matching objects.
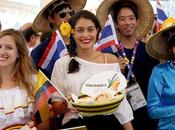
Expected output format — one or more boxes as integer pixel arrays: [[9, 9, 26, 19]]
[[81, 30, 90, 37], [0, 47, 6, 55], [64, 14, 71, 22], [124, 18, 131, 25]]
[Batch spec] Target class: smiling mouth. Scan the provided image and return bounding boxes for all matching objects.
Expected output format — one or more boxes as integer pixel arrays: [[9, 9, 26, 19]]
[[0, 57, 7, 61], [82, 39, 91, 44]]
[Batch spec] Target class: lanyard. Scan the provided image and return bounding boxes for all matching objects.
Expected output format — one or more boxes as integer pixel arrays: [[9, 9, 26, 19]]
[[119, 41, 139, 82]]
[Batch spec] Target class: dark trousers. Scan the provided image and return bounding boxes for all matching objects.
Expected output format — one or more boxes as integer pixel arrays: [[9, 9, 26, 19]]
[[55, 114, 124, 130], [84, 114, 123, 130], [132, 107, 158, 130]]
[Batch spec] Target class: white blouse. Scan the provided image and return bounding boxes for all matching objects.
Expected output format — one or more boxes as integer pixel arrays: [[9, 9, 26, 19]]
[[0, 87, 34, 129], [51, 55, 133, 124]]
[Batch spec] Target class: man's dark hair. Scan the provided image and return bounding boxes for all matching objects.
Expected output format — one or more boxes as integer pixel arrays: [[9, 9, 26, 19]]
[[22, 27, 39, 42], [112, 0, 138, 22]]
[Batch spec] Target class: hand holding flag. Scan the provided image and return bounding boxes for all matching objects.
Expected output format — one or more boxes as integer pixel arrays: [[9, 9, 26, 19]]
[[33, 70, 82, 126]]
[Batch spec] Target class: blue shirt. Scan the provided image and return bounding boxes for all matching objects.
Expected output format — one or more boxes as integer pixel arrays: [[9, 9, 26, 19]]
[[147, 61, 175, 130]]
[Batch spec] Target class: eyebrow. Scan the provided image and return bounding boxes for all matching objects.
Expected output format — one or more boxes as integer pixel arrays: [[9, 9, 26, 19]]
[[75, 25, 96, 29]]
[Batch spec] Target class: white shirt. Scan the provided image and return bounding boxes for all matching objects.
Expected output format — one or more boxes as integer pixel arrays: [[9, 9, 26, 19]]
[[0, 87, 34, 129], [51, 55, 133, 124]]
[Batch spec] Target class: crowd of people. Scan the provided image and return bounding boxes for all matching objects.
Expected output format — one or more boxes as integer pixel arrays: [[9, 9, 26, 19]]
[[0, 0, 175, 130]]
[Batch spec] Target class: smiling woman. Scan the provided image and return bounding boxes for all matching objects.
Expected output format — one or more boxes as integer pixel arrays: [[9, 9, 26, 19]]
[[0, 29, 37, 129], [51, 10, 134, 130]]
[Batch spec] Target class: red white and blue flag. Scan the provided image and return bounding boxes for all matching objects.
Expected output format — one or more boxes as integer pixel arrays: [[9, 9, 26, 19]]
[[156, 0, 168, 32], [38, 30, 68, 73], [95, 14, 120, 53]]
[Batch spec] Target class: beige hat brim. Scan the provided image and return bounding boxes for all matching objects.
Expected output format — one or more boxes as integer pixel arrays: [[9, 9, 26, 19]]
[[33, 0, 86, 32], [146, 25, 175, 60], [96, 0, 154, 40]]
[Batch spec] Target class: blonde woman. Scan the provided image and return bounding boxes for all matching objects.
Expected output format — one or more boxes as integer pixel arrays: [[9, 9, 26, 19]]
[[0, 29, 37, 129]]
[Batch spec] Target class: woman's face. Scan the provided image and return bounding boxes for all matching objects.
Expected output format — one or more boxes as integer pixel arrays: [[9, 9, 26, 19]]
[[73, 18, 98, 50], [0, 35, 18, 69]]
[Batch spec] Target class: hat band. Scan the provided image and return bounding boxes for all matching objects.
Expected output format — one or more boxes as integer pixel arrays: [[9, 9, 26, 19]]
[[49, 1, 69, 16]]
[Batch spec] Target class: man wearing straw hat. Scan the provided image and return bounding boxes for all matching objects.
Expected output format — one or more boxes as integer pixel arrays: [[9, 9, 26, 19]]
[[31, 0, 86, 79], [96, 0, 159, 130], [146, 17, 175, 130], [31, 0, 86, 129]]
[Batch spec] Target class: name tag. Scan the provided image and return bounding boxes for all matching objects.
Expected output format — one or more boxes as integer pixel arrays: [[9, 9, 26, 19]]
[[126, 82, 147, 111]]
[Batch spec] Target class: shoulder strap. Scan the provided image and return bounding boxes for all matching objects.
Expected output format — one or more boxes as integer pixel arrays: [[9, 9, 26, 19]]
[[104, 54, 107, 64]]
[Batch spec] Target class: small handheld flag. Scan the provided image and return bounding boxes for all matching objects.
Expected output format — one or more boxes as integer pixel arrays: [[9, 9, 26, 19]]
[[95, 14, 120, 54], [38, 30, 68, 74]]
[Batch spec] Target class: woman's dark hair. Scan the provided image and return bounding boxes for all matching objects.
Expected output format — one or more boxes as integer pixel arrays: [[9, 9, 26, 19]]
[[168, 33, 175, 59], [68, 10, 101, 73], [112, 0, 138, 23], [40, 31, 53, 42], [168, 33, 175, 48]]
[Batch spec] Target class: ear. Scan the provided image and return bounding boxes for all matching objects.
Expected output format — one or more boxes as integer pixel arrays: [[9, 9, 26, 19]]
[[71, 29, 75, 37], [17, 53, 20, 59], [48, 16, 54, 24], [136, 19, 139, 27], [114, 21, 118, 30], [30, 34, 35, 41]]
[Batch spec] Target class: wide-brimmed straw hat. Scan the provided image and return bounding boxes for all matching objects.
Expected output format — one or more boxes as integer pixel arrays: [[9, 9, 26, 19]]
[[146, 17, 175, 60], [96, 0, 154, 40], [33, 0, 86, 32]]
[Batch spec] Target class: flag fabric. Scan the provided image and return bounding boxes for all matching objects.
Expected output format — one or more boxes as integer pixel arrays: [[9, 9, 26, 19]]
[[95, 14, 120, 54], [38, 30, 68, 73], [156, 0, 168, 32], [33, 70, 58, 124]]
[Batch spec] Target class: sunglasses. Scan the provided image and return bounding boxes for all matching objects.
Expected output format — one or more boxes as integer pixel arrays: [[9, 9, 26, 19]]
[[58, 10, 75, 18]]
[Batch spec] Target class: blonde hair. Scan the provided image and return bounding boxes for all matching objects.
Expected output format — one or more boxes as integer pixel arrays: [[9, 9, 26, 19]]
[[0, 29, 37, 96]]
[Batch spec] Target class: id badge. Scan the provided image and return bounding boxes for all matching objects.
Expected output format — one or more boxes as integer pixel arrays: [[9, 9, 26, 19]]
[[126, 82, 147, 111]]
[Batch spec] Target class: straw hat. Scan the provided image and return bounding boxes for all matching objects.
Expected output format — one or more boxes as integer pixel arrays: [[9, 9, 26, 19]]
[[96, 0, 154, 40], [33, 0, 86, 32], [146, 17, 175, 60]]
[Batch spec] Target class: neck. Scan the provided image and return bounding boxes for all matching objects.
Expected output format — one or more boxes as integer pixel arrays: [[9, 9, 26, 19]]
[[62, 36, 70, 45], [120, 35, 137, 49], [77, 48, 97, 60], [0, 68, 16, 89], [0, 67, 14, 81]]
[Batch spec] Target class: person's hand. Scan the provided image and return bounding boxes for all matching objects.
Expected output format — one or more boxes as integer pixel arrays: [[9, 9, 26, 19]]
[[118, 56, 127, 73], [67, 95, 78, 113], [52, 99, 69, 115]]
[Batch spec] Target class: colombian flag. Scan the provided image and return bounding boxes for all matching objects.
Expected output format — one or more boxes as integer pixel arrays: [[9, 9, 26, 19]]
[[34, 70, 57, 124]]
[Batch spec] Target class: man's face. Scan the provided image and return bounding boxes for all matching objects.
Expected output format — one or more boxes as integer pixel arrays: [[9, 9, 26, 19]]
[[115, 7, 139, 38]]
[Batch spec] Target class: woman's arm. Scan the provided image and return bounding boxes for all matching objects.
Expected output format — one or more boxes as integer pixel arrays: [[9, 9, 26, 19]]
[[123, 121, 134, 130], [114, 96, 134, 128]]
